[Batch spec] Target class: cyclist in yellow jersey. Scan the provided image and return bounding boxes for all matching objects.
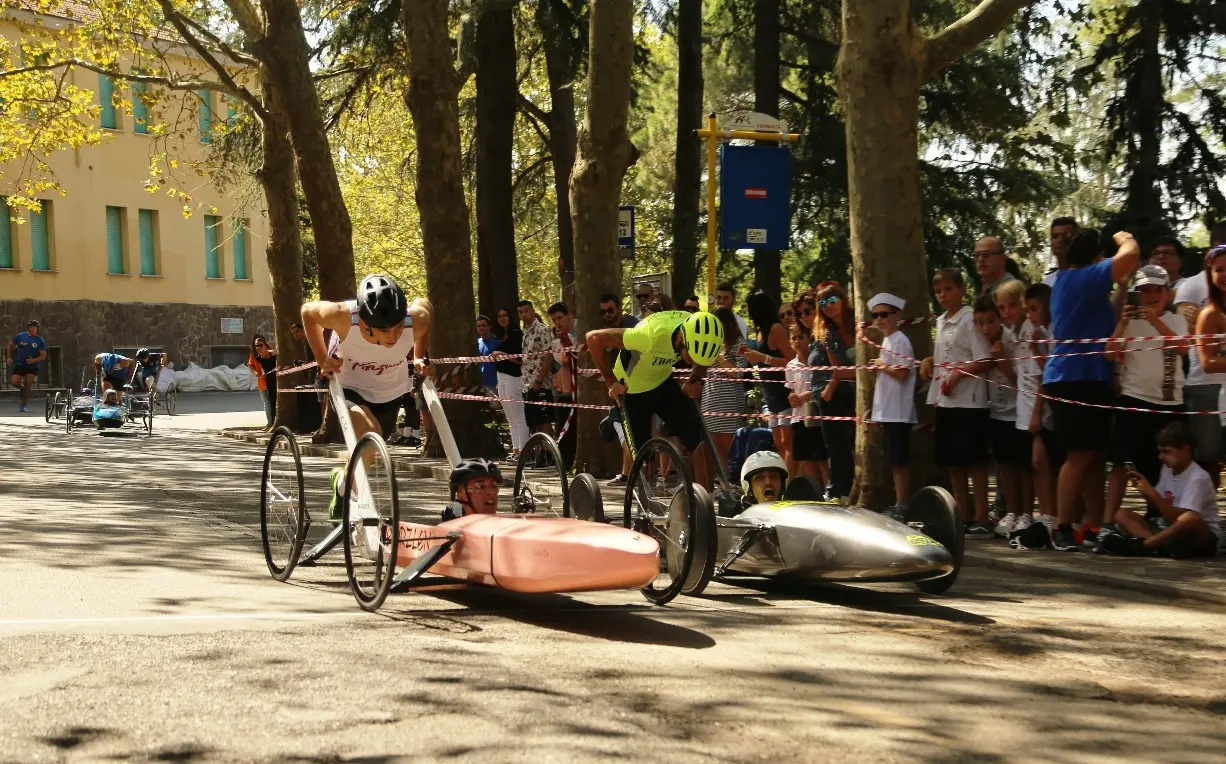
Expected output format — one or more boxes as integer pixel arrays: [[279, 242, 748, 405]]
[[586, 310, 724, 487]]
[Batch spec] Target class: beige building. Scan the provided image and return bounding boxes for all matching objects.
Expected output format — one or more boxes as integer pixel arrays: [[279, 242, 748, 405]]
[[0, 3, 273, 389]]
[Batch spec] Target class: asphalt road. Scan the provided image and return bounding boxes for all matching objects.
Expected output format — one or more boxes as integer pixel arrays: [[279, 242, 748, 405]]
[[2, 395, 1225, 763]]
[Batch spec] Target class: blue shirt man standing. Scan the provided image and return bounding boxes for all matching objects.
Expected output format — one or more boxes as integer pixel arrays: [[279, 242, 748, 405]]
[[8, 319, 47, 412], [476, 315, 501, 395]]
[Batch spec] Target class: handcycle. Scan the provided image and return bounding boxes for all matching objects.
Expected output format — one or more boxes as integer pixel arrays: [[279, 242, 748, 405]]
[[260, 374, 674, 612]]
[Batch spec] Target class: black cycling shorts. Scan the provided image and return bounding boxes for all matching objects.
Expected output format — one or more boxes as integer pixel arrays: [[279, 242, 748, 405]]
[[620, 377, 704, 454], [343, 388, 401, 439]]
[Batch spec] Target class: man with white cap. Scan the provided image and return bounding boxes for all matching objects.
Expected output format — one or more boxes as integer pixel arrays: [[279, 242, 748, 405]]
[[867, 293, 917, 518]]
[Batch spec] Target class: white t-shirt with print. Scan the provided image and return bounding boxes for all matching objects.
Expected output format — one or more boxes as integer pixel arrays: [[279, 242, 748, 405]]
[[1175, 275, 1212, 386], [785, 357, 810, 395], [1014, 320, 1053, 431], [984, 326, 1018, 422], [872, 331, 917, 423], [1117, 312, 1188, 406], [927, 306, 992, 409], [1155, 461, 1221, 539]]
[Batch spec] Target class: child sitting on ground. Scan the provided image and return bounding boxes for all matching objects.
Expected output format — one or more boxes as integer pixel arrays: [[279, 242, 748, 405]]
[[1097, 422, 1220, 557], [867, 292, 916, 519]]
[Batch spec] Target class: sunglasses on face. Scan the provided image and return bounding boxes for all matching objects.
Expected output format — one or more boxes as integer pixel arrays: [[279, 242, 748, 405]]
[[635, 293, 651, 300], [601, 307, 616, 316], [871, 310, 896, 320], [779, 309, 794, 318], [819, 296, 840, 307], [800, 305, 815, 317]]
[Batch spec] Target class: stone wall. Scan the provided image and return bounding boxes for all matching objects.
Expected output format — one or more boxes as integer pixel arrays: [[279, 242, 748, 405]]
[[0, 299, 275, 387]]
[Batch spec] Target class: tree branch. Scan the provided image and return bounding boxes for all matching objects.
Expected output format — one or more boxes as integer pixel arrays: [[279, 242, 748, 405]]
[[780, 86, 808, 108], [154, 0, 269, 122], [511, 154, 552, 194], [923, 0, 1033, 80], [169, 10, 262, 68], [0, 59, 239, 95], [517, 93, 551, 127]]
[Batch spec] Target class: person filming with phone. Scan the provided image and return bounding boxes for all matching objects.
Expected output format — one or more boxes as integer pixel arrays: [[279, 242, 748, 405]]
[[1100, 264, 1189, 532]]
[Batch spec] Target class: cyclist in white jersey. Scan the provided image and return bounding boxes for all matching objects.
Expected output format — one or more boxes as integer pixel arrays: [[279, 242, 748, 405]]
[[301, 275, 433, 520]]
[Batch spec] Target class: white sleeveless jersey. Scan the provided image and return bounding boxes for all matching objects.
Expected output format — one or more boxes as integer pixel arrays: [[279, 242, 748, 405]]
[[328, 300, 415, 404]]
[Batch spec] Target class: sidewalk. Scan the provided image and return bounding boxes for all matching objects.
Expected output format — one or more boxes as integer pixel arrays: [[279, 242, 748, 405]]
[[219, 427, 1226, 607]]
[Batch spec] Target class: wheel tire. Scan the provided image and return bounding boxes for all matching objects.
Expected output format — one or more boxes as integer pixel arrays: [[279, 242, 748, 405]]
[[165, 388, 177, 415], [145, 410, 154, 437], [259, 426, 308, 581], [623, 437, 696, 606], [906, 486, 964, 595], [65, 406, 73, 434], [680, 483, 717, 596], [342, 433, 400, 612], [569, 473, 606, 523], [512, 432, 569, 517]]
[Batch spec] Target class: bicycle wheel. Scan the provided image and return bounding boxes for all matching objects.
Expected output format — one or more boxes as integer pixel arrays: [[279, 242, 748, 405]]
[[260, 426, 307, 581], [145, 410, 154, 437], [512, 432, 569, 517], [680, 483, 717, 596], [65, 405, 74, 433], [623, 437, 695, 605], [342, 433, 400, 612], [44, 393, 54, 423], [165, 387, 177, 415]]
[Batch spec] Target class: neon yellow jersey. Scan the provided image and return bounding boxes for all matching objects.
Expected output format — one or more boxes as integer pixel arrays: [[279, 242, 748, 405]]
[[613, 310, 688, 393]]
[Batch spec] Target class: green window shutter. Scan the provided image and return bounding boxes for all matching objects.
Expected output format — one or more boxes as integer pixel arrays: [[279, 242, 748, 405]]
[[233, 219, 248, 279], [106, 206, 123, 273], [30, 203, 49, 270], [132, 82, 148, 134], [198, 90, 212, 143], [139, 209, 156, 275], [0, 198, 11, 269], [204, 215, 220, 277], [99, 75, 116, 129]]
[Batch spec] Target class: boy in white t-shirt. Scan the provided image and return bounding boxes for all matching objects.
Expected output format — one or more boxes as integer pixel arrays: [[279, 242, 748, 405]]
[[867, 293, 916, 517], [1097, 421, 1220, 557], [920, 269, 994, 536], [974, 294, 1027, 536], [1102, 264, 1188, 533], [1019, 283, 1058, 526]]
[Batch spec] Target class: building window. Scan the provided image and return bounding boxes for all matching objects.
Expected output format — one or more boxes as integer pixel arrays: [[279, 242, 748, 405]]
[[204, 214, 223, 278], [99, 74, 118, 130], [198, 90, 212, 144], [106, 205, 126, 274], [132, 81, 148, 134], [0, 198, 12, 268], [211, 346, 249, 369], [139, 209, 158, 275], [233, 218, 248, 279], [30, 201, 52, 271]]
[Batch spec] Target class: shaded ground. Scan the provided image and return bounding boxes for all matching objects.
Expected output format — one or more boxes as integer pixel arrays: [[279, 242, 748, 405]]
[[1, 401, 1225, 762]]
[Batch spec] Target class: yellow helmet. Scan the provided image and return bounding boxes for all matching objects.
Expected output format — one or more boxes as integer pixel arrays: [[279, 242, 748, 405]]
[[682, 311, 724, 367]]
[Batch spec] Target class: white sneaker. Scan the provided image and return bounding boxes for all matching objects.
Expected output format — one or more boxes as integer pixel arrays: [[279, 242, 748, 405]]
[[1012, 514, 1034, 532], [994, 513, 1016, 538]]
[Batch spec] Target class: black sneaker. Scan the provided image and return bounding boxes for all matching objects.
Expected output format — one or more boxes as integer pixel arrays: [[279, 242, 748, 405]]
[[964, 523, 995, 539], [1052, 524, 1079, 551], [1097, 530, 1146, 556]]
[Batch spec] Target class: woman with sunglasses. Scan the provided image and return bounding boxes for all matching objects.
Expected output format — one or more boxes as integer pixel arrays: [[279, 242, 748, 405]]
[[491, 308, 529, 462], [247, 334, 278, 427], [743, 290, 797, 471], [798, 283, 857, 501]]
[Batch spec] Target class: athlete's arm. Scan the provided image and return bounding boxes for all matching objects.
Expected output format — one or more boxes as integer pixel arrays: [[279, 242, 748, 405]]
[[409, 298, 433, 375], [301, 301, 353, 376], [585, 328, 627, 394], [6, 337, 14, 356], [32, 341, 47, 364]]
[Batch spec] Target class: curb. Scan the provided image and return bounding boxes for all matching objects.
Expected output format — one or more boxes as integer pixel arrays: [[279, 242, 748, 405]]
[[219, 429, 1225, 606], [962, 548, 1226, 607]]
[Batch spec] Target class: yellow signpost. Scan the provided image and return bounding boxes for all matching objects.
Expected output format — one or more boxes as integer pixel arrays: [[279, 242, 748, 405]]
[[694, 112, 799, 309]]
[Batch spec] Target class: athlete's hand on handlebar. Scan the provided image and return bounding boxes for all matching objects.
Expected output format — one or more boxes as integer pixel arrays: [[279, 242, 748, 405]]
[[413, 357, 434, 379], [681, 379, 703, 399], [319, 354, 343, 378], [607, 381, 627, 399]]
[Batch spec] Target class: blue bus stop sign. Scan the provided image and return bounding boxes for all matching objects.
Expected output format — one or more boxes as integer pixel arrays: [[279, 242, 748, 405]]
[[719, 144, 792, 250]]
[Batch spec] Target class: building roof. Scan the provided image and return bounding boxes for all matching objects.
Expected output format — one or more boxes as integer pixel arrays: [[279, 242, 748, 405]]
[[9, 0, 187, 45]]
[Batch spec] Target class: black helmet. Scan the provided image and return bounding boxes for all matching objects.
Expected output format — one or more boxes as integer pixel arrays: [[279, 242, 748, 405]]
[[449, 458, 502, 499], [358, 274, 407, 329], [136, 347, 150, 361]]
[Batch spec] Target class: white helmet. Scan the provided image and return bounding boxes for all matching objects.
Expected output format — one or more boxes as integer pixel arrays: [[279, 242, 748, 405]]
[[740, 450, 789, 495]]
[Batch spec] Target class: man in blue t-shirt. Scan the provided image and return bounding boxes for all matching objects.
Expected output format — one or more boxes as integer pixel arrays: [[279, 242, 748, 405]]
[[475, 314, 501, 396], [8, 320, 48, 412], [1042, 229, 1140, 551], [94, 352, 134, 393]]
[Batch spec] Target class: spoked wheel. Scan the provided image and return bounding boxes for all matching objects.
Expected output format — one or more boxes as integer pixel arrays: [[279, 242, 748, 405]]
[[164, 387, 177, 415], [145, 410, 154, 437], [260, 426, 308, 581], [681, 483, 717, 596], [623, 437, 696, 606], [905, 486, 964, 595], [569, 473, 606, 523], [512, 432, 569, 517], [65, 407, 74, 434], [342, 433, 400, 612]]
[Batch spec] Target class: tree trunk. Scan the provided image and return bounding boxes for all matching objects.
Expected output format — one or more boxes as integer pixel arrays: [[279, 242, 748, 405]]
[[259, 68, 306, 433], [838, 0, 1032, 508], [1119, 0, 1165, 237], [475, 7, 520, 318], [752, 0, 782, 302], [669, 0, 703, 304], [571, 0, 637, 475], [236, 0, 356, 302], [537, 0, 579, 309], [404, 0, 501, 458]]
